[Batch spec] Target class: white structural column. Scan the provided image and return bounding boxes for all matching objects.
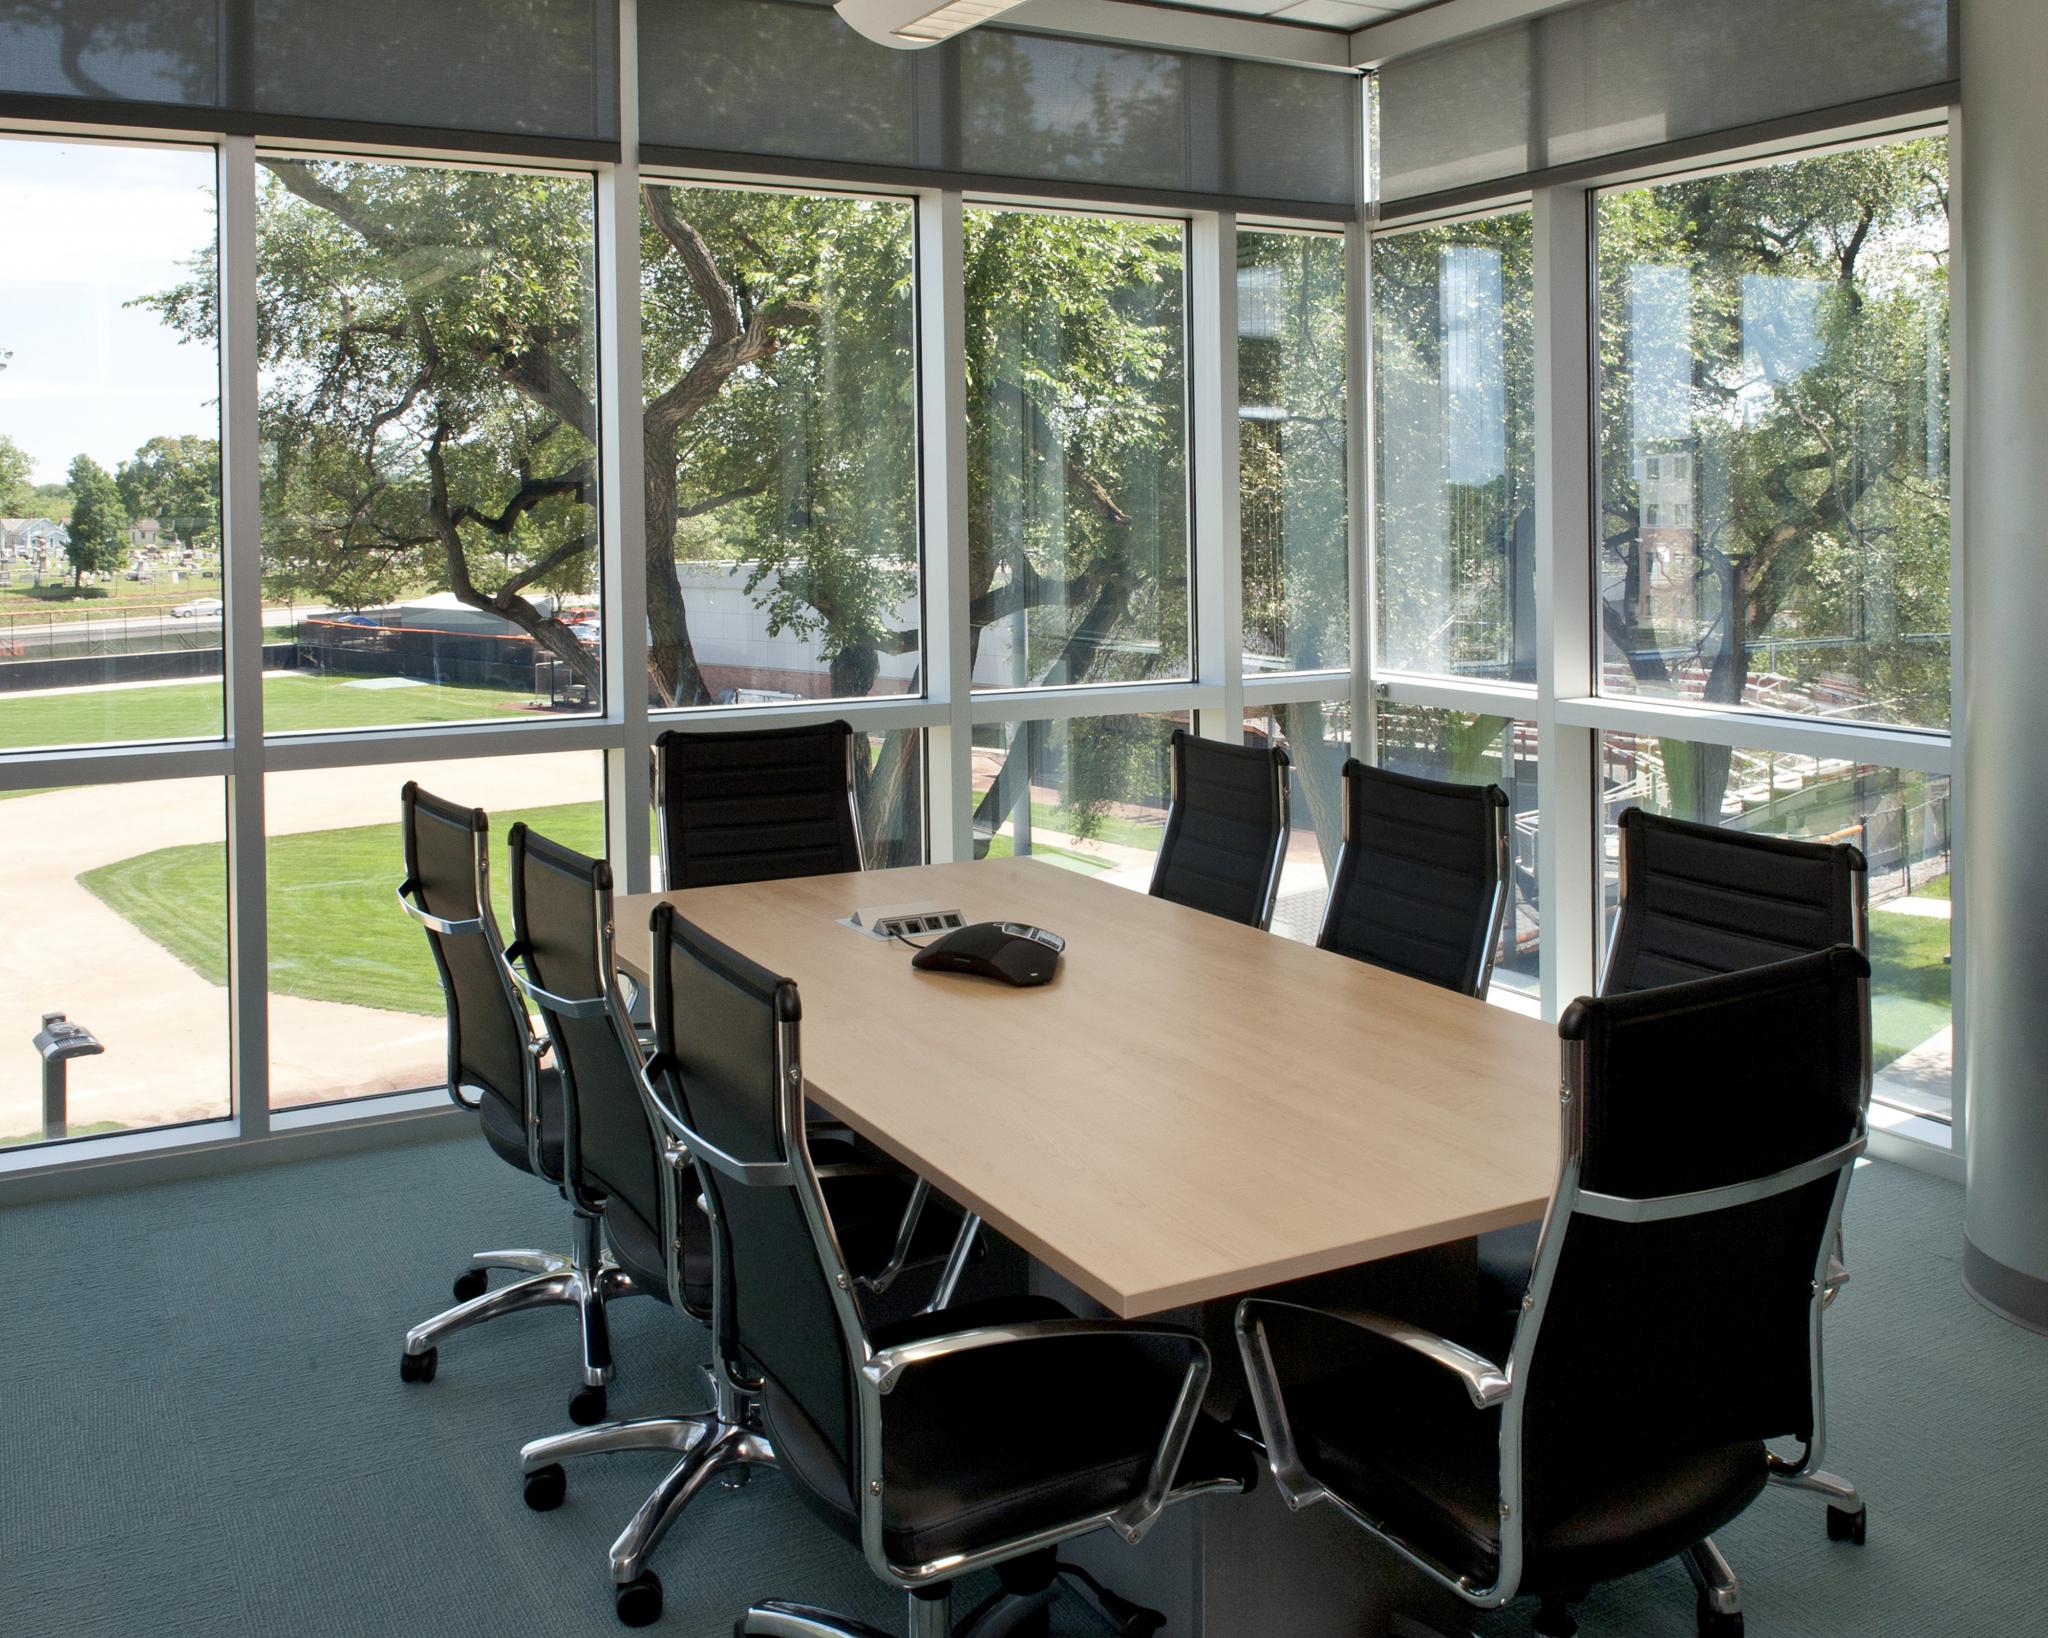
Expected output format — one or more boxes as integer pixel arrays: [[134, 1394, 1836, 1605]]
[[1190, 211, 1244, 742], [1959, 0, 2048, 1331]]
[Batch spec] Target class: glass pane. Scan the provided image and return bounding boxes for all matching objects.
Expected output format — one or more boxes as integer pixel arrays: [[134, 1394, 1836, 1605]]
[[1600, 736, 1952, 1122], [1376, 702, 1542, 1005], [255, 157, 601, 733], [1239, 228, 1349, 675], [1245, 700, 1353, 944], [1372, 211, 1535, 682], [2, 777, 229, 1149], [966, 208, 1190, 689], [972, 713, 1191, 889], [266, 752, 604, 1111], [1595, 138, 1951, 729], [0, 137, 222, 752], [640, 185, 920, 709]]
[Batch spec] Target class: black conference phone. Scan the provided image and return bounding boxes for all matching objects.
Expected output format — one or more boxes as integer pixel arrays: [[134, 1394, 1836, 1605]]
[[910, 921, 1066, 988]]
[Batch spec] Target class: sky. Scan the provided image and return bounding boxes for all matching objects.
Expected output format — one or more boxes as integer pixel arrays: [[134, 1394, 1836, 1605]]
[[0, 137, 220, 490]]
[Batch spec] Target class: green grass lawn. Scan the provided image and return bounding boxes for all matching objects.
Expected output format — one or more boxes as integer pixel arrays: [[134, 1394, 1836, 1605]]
[[980, 832, 1118, 874], [0, 671, 545, 750], [80, 799, 607, 1016], [1870, 904, 1952, 1069]]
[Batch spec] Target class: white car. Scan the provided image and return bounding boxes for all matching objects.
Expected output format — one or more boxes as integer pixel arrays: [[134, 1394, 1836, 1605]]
[[171, 598, 224, 619]]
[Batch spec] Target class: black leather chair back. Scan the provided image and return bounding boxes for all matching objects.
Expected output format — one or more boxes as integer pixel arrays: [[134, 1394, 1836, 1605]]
[[1149, 729, 1291, 929], [400, 782, 533, 1127], [1317, 760, 1509, 996], [650, 906, 860, 1489], [1521, 947, 1867, 1526], [1603, 807, 1866, 996], [507, 824, 662, 1226], [655, 720, 865, 889]]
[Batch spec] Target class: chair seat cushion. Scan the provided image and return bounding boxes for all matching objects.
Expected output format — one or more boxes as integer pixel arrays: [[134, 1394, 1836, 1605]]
[[1283, 1363, 1766, 1592], [478, 1070, 564, 1180], [603, 1197, 712, 1316], [762, 1295, 1255, 1569]]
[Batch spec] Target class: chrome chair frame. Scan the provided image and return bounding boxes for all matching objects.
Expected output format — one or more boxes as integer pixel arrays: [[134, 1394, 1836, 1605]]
[[648, 968, 1238, 1637], [1601, 812, 1872, 1533], [1237, 1025, 1866, 1628], [1149, 729, 1293, 933], [394, 811, 623, 1403], [1312, 763, 1513, 999]]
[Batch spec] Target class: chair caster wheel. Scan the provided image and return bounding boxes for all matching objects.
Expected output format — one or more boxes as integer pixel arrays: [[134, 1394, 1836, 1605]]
[[569, 1384, 608, 1425], [616, 1571, 662, 1627], [523, 1463, 566, 1511], [398, 1347, 437, 1384], [452, 1268, 489, 1302], [1827, 1503, 1867, 1544], [1696, 1601, 1744, 1637]]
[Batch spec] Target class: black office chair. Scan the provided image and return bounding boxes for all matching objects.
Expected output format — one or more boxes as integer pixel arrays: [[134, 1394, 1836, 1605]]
[[393, 784, 619, 1422], [1478, 806, 1871, 1540], [1315, 759, 1511, 995], [505, 830, 966, 1627], [654, 718, 865, 889], [1148, 727, 1291, 929], [1239, 945, 1870, 1638], [639, 903, 1253, 1638]]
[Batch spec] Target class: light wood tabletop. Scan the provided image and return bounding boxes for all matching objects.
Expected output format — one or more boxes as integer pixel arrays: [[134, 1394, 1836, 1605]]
[[614, 857, 1559, 1319]]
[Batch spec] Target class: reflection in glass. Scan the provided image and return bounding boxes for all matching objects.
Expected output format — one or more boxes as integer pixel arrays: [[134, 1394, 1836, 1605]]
[[1239, 229, 1349, 675], [1600, 735, 1952, 1122], [2, 777, 229, 1149], [1373, 211, 1535, 681], [1376, 703, 1541, 1002], [0, 138, 222, 752], [265, 753, 605, 1110], [1595, 139, 1951, 733], [972, 714, 1190, 890], [1245, 701, 1352, 943], [242, 156, 601, 734], [966, 208, 1189, 690]]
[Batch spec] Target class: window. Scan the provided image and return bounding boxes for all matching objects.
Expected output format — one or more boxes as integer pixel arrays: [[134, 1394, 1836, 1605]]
[[254, 156, 602, 733], [0, 137, 222, 752], [3, 776, 230, 1148], [266, 752, 604, 1110], [1601, 734, 1951, 1122], [972, 713, 1190, 887], [1373, 210, 1535, 683], [1239, 228, 1348, 675], [966, 208, 1190, 690], [1595, 139, 1951, 729], [640, 184, 920, 711], [1376, 703, 1541, 1005]]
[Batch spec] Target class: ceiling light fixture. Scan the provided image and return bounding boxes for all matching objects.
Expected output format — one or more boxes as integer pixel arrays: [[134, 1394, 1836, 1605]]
[[834, 0, 1031, 50]]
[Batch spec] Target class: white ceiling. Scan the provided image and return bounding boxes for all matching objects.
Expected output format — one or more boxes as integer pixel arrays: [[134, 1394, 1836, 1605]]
[[1118, 0, 1442, 33]]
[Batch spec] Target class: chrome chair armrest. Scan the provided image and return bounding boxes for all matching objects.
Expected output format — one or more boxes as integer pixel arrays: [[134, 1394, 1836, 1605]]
[[856, 1176, 930, 1296], [395, 879, 485, 938], [863, 1317, 1213, 1543], [1236, 1298, 1510, 1409]]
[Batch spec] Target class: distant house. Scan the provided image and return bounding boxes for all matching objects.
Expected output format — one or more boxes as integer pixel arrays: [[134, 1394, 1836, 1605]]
[[0, 517, 68, 561], [128, 516, 163, 549]]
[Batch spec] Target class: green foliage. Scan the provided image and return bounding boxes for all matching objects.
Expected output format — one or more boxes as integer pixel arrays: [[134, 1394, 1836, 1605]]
[[62, 454, 128, 587], [0, 432, 31, 516], [115, 435, 220, 549]]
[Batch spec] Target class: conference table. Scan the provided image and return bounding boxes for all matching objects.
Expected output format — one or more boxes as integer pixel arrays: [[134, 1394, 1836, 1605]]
[[614, 856, 1559, 1634]]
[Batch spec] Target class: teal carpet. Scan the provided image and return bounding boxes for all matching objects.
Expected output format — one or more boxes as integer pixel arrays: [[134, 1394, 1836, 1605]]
[[2, 1139, 2042, 1636]]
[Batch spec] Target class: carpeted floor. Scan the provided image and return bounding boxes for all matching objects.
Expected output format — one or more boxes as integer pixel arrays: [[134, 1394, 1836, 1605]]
[[3, 1137, 2042, 1637]]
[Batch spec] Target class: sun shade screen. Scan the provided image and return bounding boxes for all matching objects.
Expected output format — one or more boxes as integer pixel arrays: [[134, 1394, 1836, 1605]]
[[0, 0, 619, 150], [1375, 0, 1954, 206], [639, 0, 1363, 212]]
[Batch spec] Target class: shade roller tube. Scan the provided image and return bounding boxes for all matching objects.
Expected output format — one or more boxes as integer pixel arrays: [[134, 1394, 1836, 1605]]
[[638, 0, 1363, 214], [1374, 0, 1955, 207], [0, 0, 619, 157]]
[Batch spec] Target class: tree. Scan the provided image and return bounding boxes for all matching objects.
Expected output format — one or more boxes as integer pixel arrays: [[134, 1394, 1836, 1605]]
[[0, 432, 32, 517], [63, 455, 128, 588], [116, 436, 220, 550]]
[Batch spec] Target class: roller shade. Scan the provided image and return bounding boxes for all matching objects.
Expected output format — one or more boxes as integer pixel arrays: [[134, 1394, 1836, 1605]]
[[1375, 0, 1954, 208], [0, 0, 619, 157], [639, 0, 1364, 216]]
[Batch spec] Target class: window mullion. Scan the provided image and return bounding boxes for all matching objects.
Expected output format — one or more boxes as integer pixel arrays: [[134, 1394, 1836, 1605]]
[[1190, 211, 1242, 744], [919, 188, 976, 863]]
